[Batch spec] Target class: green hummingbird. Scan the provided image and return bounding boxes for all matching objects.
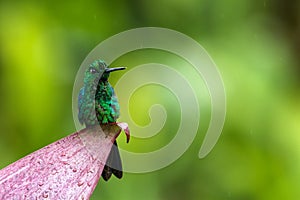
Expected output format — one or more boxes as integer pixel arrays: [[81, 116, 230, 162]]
[[78, 59, 126, 181]]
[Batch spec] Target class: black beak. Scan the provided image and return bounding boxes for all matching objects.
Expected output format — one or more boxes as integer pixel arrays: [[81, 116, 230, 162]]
[[105, 67, 126, 73]]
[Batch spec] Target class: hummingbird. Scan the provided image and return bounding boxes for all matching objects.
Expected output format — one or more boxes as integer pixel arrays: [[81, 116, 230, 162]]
[[78, 59, 126, 181]]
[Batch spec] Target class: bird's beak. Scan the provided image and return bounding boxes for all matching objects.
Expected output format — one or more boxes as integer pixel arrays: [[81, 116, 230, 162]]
[[105, 67, 126, 73]]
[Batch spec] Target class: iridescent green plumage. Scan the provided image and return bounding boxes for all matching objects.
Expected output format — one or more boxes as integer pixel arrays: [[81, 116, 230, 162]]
[[78, 59, 125, 181], [78, 60, 122, 126]]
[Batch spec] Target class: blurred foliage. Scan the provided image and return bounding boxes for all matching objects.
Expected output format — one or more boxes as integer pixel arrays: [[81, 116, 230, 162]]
[[0, 0, 300, 200]]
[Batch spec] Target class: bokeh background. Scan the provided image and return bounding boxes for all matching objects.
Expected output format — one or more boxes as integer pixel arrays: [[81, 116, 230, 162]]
[[0, 0, 300, 199]]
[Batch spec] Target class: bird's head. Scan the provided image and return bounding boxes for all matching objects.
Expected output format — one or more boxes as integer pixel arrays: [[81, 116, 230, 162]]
[[83, 60, 125, 86]]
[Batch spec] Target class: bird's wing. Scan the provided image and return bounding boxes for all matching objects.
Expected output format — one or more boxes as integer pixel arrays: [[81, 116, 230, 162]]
[[78, 87, 85, 125]]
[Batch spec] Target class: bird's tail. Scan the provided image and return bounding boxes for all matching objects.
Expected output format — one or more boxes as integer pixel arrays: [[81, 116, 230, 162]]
[[101, 141, 123, 181]]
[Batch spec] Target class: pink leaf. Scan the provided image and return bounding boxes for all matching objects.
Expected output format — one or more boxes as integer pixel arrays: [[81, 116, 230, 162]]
[[0, 124, 129, 199]]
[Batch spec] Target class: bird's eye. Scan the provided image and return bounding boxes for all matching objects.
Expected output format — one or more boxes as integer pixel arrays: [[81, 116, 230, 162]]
[[89, 67, 97, 74]]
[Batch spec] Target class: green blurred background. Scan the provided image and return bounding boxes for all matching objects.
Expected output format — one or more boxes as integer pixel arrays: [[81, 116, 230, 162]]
[[0, 0, 300, 199]]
